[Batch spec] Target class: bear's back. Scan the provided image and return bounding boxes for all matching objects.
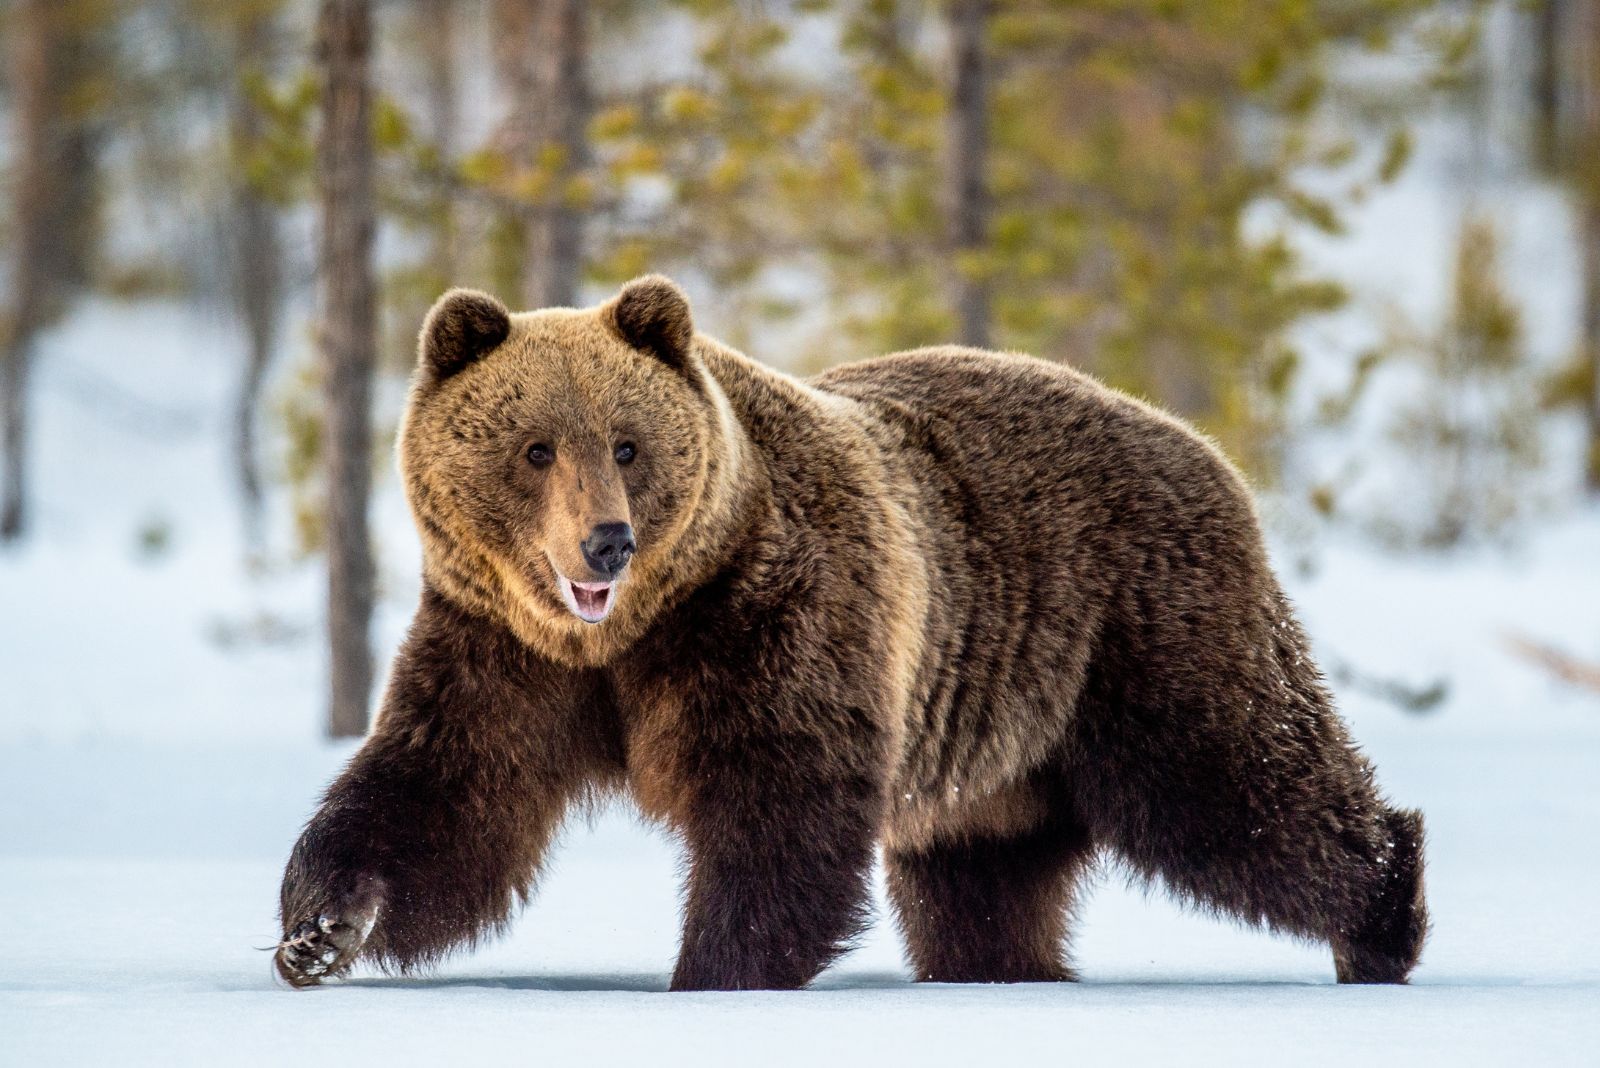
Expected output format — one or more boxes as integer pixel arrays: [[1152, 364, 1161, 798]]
[[808, 347, 1272, 813], [809, 346, 1256, 550]]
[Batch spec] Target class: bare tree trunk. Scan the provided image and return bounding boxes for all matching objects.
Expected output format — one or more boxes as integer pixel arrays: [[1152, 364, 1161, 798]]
[[1582, 201, 1600, 495], [0, 0, 62, 543], [947, 0, 992, 349], [1574, 1, 1600, 494], [231, 9, 285, 552], [419, 0, 459, 282], [492, 0, 590, 309], [316, 0, 377, 737], [1532, 0, 1564, 166]]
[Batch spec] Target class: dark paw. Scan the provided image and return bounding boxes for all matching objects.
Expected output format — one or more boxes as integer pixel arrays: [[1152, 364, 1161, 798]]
[[276, 891, 381, 988], [1335, 808, 1428, 985]]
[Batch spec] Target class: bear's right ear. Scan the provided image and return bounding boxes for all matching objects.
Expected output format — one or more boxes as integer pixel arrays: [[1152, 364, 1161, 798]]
[[418, 288, 511, 381]]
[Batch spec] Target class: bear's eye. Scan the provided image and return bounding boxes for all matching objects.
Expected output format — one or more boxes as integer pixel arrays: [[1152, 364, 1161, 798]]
[[614, 442, 637, 465], [525, 443, 554, 467]]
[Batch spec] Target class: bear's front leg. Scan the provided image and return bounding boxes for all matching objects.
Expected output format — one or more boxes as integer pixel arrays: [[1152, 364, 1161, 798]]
[[275, 588, 599, 986], [668, 725, 883, 992], [277, 871, 385, 987]]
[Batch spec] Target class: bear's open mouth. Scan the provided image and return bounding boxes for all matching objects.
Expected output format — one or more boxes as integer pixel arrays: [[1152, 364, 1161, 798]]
[[559, 576, 616, 624]]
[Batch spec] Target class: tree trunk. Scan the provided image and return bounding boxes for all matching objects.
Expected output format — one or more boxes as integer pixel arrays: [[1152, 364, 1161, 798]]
[[1574, 1, 1600, 494], [231, 8, 285, 552], [1583, 201, 1600, 495], [0, 0, 63, 542], [316, 0, 378, 737], [947, 0, 992, 349], [492, 0, 590, 309], [419, 0, 459, 282], [1532, 0, 1565, 166]]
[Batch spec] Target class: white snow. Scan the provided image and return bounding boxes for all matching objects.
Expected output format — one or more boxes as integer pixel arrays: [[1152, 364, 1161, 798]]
[[1, 725, 1597, 1065]]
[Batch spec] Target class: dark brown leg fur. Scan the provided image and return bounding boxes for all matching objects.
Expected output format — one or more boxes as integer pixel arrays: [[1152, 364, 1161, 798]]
[[887, 806, 1095, 983], [276, 589, 603, 985], [668, 756, 881, 992], [277, 727, 571, 984], [1071, 682, 1428, 984], [1333, 807, 1428, 983]]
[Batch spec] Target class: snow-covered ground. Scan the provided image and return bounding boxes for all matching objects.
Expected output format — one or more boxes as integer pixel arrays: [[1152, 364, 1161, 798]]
[[1, 724, 1596, 1066]]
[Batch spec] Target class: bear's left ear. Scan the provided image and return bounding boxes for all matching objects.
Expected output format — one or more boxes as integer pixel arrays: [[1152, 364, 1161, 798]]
[[418, 288, 511, 382], [606, 275, 695, 373]]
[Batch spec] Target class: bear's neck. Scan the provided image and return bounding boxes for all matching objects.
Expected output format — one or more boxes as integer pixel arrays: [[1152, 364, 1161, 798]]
[[637, 338, 770, 604]]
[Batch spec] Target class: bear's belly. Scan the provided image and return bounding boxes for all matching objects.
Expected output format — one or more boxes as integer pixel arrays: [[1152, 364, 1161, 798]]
[[880, 773, 1052, 853], [618, 684, 1055, 852]]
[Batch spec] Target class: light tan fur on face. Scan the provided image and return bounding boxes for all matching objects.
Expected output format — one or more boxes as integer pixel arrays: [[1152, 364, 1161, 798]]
[[400, 307, 755, 668], [540, 447, 630, 583]]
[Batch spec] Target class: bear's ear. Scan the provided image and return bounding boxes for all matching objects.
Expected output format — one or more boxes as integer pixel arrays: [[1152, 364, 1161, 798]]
[[418, 288, 511, 381], [607, 275, 695, 372]]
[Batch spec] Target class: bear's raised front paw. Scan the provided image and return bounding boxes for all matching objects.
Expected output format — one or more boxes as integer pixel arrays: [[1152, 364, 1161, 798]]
[[275, 896, 380, 988]]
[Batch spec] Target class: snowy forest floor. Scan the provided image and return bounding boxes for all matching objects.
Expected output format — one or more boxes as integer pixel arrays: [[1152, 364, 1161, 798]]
[[0, 730, 1596, 1065], [1, 305, 1599, 1066]]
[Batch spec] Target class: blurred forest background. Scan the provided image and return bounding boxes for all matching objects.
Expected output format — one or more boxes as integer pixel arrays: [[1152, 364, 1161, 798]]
[[2, 0, 1598, 737]]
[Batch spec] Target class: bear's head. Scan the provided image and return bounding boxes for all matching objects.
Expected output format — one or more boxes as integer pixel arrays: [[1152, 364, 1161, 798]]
[[399, 275, 744, 664]]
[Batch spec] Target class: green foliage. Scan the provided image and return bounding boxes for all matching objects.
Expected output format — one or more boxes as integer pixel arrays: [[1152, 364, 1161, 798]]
[[243, 0, 1463, 501], [1524, 0, 1600, 493], [234, 70, 318, 206], [1542, 351, 1595, 413], [1377, 127, 1414, 183], [589, 3, 839, 291], [17, 0, 1505, 556], [1370, 215, 1544, 548], [277, 348, 393, 559], [278, 358, 327, 558], [3, 0, 122, 327], [594, 0, 1446, 481], [134, 513, 174, 560]]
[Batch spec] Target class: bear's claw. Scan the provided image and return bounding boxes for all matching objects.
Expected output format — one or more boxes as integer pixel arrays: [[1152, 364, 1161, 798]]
[[275, 901, 378, 988]]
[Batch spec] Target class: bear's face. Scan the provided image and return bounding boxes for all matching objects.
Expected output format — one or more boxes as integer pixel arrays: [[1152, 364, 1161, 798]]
[[400, 277, 715, 641]]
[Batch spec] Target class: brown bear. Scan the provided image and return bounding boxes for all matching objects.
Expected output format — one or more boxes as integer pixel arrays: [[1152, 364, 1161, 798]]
[[275, 275, 1428, 990]]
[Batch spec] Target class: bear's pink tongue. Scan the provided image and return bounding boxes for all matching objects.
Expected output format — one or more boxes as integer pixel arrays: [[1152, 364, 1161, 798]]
[[566, 579, 614, 623]]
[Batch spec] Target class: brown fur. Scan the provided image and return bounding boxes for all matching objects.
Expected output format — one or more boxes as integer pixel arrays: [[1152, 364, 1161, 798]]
[[277, 276, 1429, 990]]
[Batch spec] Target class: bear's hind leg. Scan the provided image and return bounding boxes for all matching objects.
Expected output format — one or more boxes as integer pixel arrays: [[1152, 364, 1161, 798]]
[[1076, 691, 1428, 984], [887, 804, 1094, 983], [1333, 806, 1428, 984]]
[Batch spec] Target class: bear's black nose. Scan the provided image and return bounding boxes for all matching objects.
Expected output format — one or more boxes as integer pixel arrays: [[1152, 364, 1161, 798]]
[[581, 522, 636, 577]]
